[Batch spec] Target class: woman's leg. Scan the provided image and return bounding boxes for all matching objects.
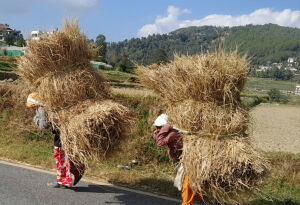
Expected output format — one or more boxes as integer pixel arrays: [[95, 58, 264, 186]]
[[181, 176, 196, 205], [53, 147, 72, 187]]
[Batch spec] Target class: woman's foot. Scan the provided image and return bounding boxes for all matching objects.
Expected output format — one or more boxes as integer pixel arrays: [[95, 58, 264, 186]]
[[47, 181, 71, 188], [47, 181, 61, 188], [73, 171, 84, 186]]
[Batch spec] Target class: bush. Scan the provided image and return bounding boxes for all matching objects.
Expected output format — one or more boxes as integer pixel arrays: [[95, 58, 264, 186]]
[[268, 88, 289, 103]]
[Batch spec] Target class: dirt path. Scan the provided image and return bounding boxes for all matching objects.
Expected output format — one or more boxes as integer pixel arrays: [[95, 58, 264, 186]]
[[250, 104, 300, 154]]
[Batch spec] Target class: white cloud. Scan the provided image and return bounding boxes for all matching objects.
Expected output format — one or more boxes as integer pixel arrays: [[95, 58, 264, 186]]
[[138, 7, 300, 37]]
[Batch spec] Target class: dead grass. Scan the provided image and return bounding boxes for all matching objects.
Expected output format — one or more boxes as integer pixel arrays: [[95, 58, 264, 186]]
[[37, 68, 111, 109], [111, 87, 156, 97], [183, 136, 269, 204], [136, 50, 248, 105], [167, 100, 249, 137], [46, 99, 134, 167], [17, 19, 92, 86]]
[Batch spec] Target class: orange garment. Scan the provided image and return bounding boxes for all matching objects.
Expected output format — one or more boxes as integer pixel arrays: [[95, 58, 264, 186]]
[[181, 176, 203, 205]]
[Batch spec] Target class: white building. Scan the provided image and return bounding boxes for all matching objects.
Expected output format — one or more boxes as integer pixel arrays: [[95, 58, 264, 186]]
[[30, 30, 42, 40], [0, 24, 12, 41], [285, 67, 297, 72], [295, 85, 300, 95], [288, 57, 296, 63]]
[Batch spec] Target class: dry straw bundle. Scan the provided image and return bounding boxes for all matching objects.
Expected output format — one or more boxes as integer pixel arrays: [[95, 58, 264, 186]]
[[17, 20, 133, 167], [166, 100, 249, 136], [37, 68, 111, 109], [182, 136, 269, 204], [136, 50, 269, 204], [17, 20, 92, 86], [136, 50, 248, 105], [47, 100, 133, 166]]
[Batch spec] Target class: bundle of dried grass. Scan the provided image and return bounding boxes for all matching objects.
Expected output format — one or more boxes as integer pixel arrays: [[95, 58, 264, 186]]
[[0, 81, 33, 110], [166, 100, 249, 136], [17, 20, 92, 86], [182, 136, 269, 204], [136, 50, 248, 104], [37, 68, 111, 109], [47, 99, 134, 166]]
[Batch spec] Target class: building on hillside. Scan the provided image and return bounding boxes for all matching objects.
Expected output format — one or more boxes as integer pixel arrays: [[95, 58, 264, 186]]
[[0, 24, 12, 41], [256, 65, 272, 71], [295, 85, 300, 95], [288, 57, 296, 63], [285, 67, 297, 72], [30, 30, 42, 40], [0, 24, 22, 43]]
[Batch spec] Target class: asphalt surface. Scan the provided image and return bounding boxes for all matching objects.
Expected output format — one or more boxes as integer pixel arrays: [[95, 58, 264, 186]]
[[0, 163, 179, 205]]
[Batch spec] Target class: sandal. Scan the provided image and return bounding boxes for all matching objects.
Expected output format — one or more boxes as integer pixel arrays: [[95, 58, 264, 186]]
[[47, 181, 71, 188], [47, 181, 61, 188]]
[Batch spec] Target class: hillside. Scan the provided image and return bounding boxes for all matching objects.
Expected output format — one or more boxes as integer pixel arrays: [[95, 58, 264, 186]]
[[107, 24, 300, 65]]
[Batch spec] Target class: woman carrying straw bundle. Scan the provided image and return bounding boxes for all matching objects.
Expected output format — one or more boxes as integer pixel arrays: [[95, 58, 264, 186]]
[[153, 114, 203, 205], [26, 92, 85, 188]]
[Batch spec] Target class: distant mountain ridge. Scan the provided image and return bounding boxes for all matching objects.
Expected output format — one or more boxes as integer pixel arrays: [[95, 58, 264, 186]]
[[107, 24, 300, 65]]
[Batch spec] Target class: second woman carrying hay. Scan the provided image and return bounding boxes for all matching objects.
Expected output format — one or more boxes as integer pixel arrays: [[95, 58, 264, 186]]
[[26, 92, 85, 188], [153, 114, 204, 205]]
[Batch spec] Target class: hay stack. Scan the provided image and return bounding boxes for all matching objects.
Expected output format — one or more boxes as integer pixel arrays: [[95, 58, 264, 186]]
[[17, 20, 92, 86], [47, 100, 133, 166], [136, 51, 248, 105], [37, 68, 111, 109], [166, 100, 249, 136], [183, 136, 268, 204], [136, 50, 269, 204], [18, 20, 133, 168]]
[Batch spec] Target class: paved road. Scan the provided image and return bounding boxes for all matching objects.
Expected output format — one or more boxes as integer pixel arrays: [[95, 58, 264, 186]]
[[0, 162, 179, 205]]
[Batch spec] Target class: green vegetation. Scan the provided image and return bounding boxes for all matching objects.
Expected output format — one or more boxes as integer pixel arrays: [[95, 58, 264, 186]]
[[0, 56, 17, 71], [249, 68, 295, 81], [268, 88, 289, 103], [246, 77, 297, 91], [107, 24, 300, 66]]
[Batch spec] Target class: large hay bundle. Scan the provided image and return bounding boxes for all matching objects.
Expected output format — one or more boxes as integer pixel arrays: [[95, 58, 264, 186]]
[[47, 99, 133, 166], [17, 20, 92, 86], [182, 136, 269, 204], [136, 50, 269, 204], [37, 68, 111, 109], [136, 50, 248, 104], [17, 20, 133, 168], [166, 100, 249, 136]]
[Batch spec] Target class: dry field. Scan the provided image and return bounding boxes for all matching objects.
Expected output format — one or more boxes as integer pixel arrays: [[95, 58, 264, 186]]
[[250, 104, 300, 154], [111, 87, 156, 97]]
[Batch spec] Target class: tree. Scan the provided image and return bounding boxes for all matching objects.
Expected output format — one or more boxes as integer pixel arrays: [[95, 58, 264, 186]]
[[95, 34, 107, 62], [268, 88, 289, 103], [149, 49, 168, 65], [15, 34, 26, 47], [4, 33, 15, 46]]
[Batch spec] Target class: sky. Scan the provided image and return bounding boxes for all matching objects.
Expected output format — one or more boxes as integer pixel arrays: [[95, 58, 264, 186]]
[[0, 0, 300, 42]]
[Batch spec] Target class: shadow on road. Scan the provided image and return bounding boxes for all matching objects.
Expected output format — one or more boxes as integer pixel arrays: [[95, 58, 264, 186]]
[[71, 184, 115, 193], [70, 184, 179, 205]]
